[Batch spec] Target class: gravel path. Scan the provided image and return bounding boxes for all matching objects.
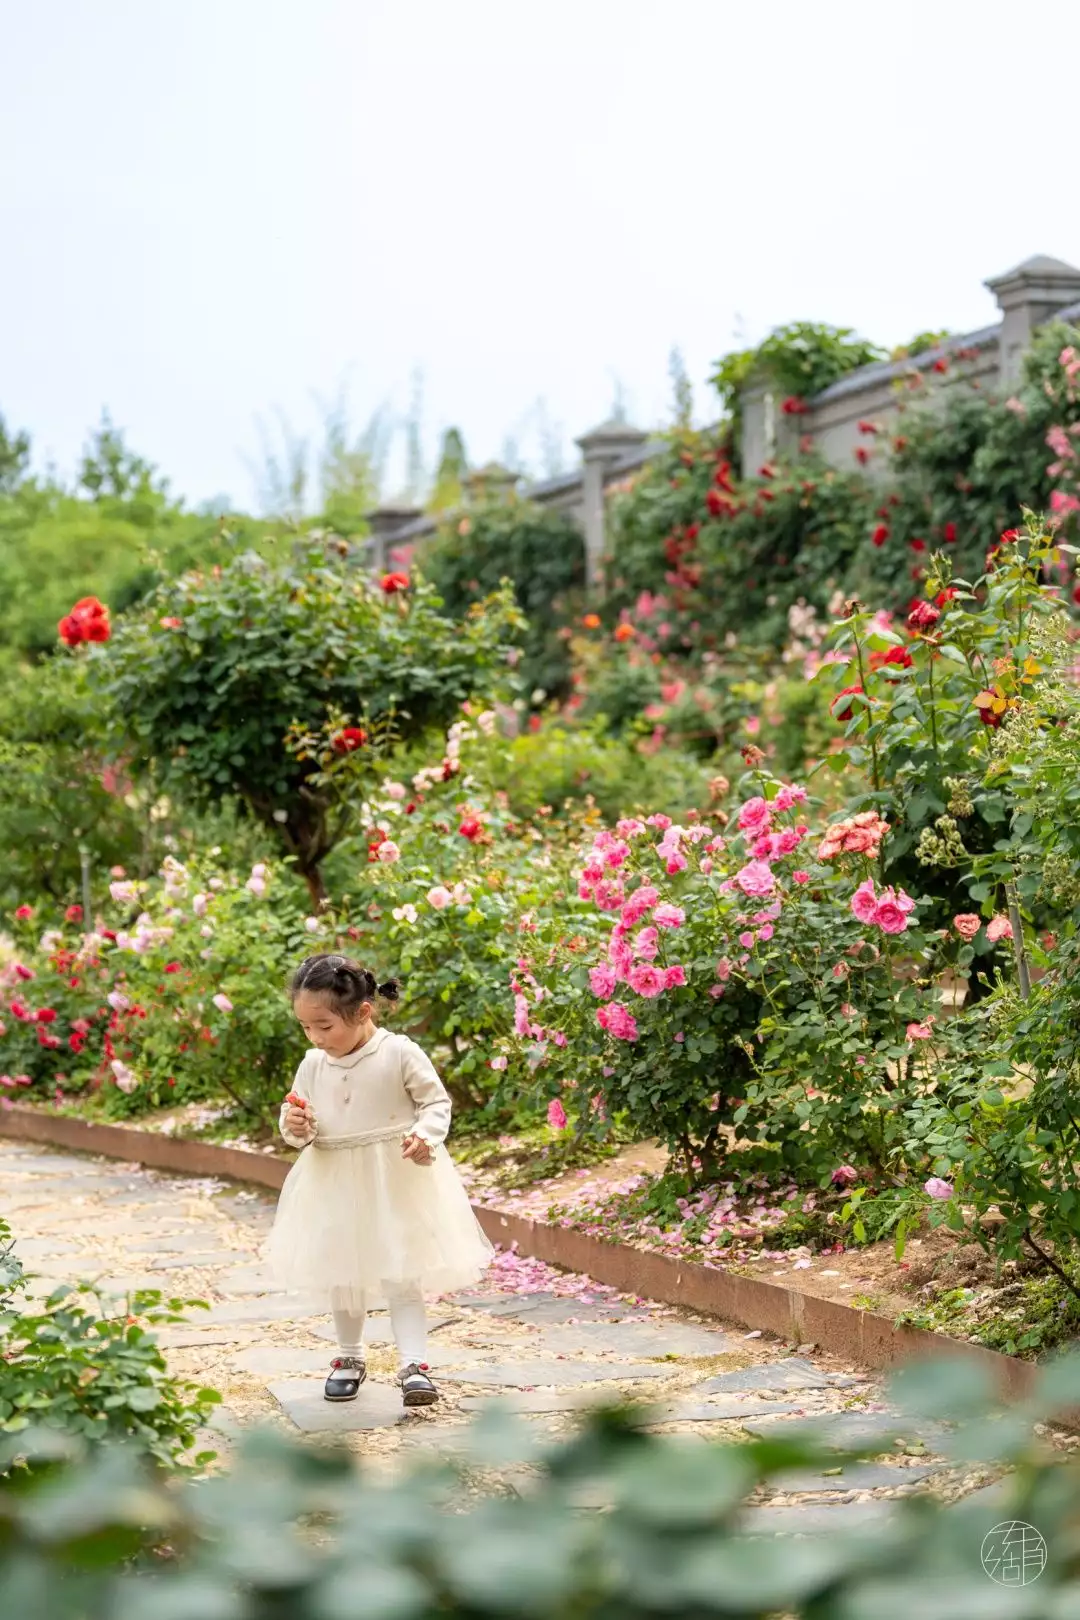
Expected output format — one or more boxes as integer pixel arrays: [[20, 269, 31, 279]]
[[3, 1140, 1000, 1523]]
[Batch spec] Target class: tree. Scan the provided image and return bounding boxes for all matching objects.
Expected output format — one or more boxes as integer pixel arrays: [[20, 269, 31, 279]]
[[0, 414, 31, 495], [429, 427, 469, 512], [93, 544, 522, 906]]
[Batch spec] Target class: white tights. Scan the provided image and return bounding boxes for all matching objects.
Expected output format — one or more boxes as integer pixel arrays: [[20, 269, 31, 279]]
[[330, 1283, 427, 1367]]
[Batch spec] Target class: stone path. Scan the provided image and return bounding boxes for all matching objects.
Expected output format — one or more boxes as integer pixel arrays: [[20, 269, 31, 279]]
[[2, 1141, 1001, 1526]]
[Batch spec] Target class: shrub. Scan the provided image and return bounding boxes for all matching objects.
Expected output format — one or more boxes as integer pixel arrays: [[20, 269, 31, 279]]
[[0, 1219, 219, 1469], [94, 543, 522, 904], [423, 496, 586, 702]]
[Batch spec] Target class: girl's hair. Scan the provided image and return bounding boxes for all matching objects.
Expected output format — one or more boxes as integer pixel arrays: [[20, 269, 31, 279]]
[[289, 954, 400, 1021]]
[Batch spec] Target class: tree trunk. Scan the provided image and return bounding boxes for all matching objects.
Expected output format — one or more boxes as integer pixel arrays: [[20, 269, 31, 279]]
[[301, 863, 328, 912]]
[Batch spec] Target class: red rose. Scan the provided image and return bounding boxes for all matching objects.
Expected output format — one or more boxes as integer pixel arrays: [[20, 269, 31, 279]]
[[781, 396, 807, 415], [713, 461, 735, 494], [869, 646, 913, 671], [705, 488, 730, 517], [830, 684, 866, 723], [907, 601, 941, 633], [855, 446, 870, 466], [932, 357, 948, 374], [380, 571, 410, 594], [58, 595, 111, 648], [943, 522, 957, 543], [14, 905, 32, 920], [909, 538, 926, 553], [999, 528, 1020, 544], [36, 1007, 57, 1024], [331, 726, 367, 754], [164, 962, 181, 974], [871, 523, 889, 547], [65, 903, 82, 923], [160, 616, 183, 629], [936, 587, 957, 606], [458, 816, 483, 841], [69, 1034, 85, 1053], [857, 419, 880, 435]]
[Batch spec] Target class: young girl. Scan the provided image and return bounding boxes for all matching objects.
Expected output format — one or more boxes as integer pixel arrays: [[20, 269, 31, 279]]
[[266, 953, 494, 1406]]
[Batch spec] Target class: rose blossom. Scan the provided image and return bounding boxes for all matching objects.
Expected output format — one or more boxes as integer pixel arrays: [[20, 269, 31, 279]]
[[547, 1098, 568, 1130], [872, 898, 908, 935], [664, 964, 687, 989], [620, 885, 660, 926], [953, 913, 981, 941], [489, 1055, 508, 1071], [633, 926, 659, 961], [652, 903, 686, 929], [831, 1165, 859, 1187], [734, 860, 775, 898], [906, 1022, 933, 1041], [596, 1001, 639, 1041], [924, 1177, 954, 1199], [212, 993, 234, 1014], [589, 964, 618, 999], [737, 797, 772, 836], [628, 963, 667, 998], [774, 784, 808, 812], [376, 840, 401, 864], [986, 914, 1013, 943], [850, 879, 879, 924], [793, 870, 810, 884], [427, 886, 453, 910]]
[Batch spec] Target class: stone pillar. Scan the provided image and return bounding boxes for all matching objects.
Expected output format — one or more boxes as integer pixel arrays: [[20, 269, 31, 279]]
[[574, 418, 649, 592], [985, 254, 1080, 386], [364, 505, 422, 573]]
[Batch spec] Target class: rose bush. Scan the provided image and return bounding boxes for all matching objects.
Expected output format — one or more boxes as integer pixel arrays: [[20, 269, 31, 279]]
[[0, 852, 316, 1121]]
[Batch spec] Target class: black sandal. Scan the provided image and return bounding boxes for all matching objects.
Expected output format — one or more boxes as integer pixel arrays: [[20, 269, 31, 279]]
[[324, 1356, 367, 1402], [398, 1362, 438, 1407]]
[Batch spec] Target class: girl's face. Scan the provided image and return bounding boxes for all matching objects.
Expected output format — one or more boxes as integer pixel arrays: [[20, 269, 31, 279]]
[[293, 990, 372, 1057]]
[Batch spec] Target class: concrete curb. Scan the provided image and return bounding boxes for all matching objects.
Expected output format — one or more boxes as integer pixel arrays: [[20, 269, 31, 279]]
[[0, 1104, 1035, 1397]]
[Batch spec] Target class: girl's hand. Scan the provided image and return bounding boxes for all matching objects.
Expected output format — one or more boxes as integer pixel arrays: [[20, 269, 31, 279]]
[[401, 1133, 433, 1165], [284, 1103, 315, 1141]]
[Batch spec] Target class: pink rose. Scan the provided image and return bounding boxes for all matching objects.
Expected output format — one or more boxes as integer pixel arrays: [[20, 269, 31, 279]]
[[986, 914, 1013, 943], [547, 1098, 568, 1130], [737, 797, 772, 836], [620, 885, 660, 926], [872, 900, 908, 935], [628, 963, 667, 998], [596, 1001, 639, 1041], [489, 1055, 509, 1071], [952, 913, 981, 941], [734, 860, 775, 898], [664, 964, 687, 989], [653, 903, 686, 929], [774, 784, 808, 812], [757, 922, 774, 942], [906, 1022, 933, 1041], [427, 886, 453, 910], [715, 957, 732, 982], [376, 840, 400, 864], [850, 879, 878, 924], [793, 870, 810, 885], [633, 926, 659, 960], [738, 931, 755, 950], [831, 1165, 859, 1187], [589, 964, 618, 1000], [924, 1177, 953, 1200]]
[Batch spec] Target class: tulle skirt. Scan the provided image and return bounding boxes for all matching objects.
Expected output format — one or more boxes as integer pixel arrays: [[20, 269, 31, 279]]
[[265, 1138, 494, 1309]]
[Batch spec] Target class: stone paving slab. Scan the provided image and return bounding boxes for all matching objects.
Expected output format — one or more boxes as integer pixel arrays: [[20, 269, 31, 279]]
[[742, 1498, 894, 1534], [446, 1292, 649, 1324], [694, 1358, 858, 1395], [744, 1409, 946, 1450], [3, 1237, 82, 1260], [439, 1359, 674, 1389], [267, 1379, 408, 1433], [203, 1294, 328, 1326], [312, 1314, 456, 1343], [642, 1398, 808, 1424], [147, 1252, 249, 1271], [459, 1390, 619, 1414], [3, 1154, 114, 1174], [128, 1232, 255, 1255], [532, 1322, 737, 1358], [765, 1461, 939, 1495], [204, 1265, 281, 1294]]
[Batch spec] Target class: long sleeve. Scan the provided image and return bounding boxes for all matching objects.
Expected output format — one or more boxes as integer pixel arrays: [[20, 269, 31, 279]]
[[399, 1038, 452, 1146], [279, 1058, 316, 1149]]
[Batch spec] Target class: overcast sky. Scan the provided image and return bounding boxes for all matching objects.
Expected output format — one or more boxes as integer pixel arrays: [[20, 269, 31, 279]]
[[3, 0, 1079, 510]]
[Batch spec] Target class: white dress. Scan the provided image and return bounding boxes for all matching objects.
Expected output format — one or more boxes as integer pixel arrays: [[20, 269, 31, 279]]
[[264, 1028, 494, 1308]]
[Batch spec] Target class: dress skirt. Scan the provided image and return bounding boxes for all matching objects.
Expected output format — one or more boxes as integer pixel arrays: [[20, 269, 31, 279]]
[[265, 1134, 494, 1309]]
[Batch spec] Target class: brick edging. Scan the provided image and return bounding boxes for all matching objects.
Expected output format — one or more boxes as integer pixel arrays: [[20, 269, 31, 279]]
[[0, 1105, 1034, 1397]]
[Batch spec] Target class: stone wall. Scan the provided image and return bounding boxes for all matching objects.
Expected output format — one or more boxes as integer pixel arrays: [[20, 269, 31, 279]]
[[369, 254, 1080, 586]]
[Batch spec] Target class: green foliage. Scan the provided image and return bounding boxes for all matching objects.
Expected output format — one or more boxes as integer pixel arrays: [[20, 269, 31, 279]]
[[5, 1358, 1080, 1615], [711, 321, 886, 415], [424, 497, 585, 701], [94, 544, 521, 898], [0, 1221, 219, 1469]]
